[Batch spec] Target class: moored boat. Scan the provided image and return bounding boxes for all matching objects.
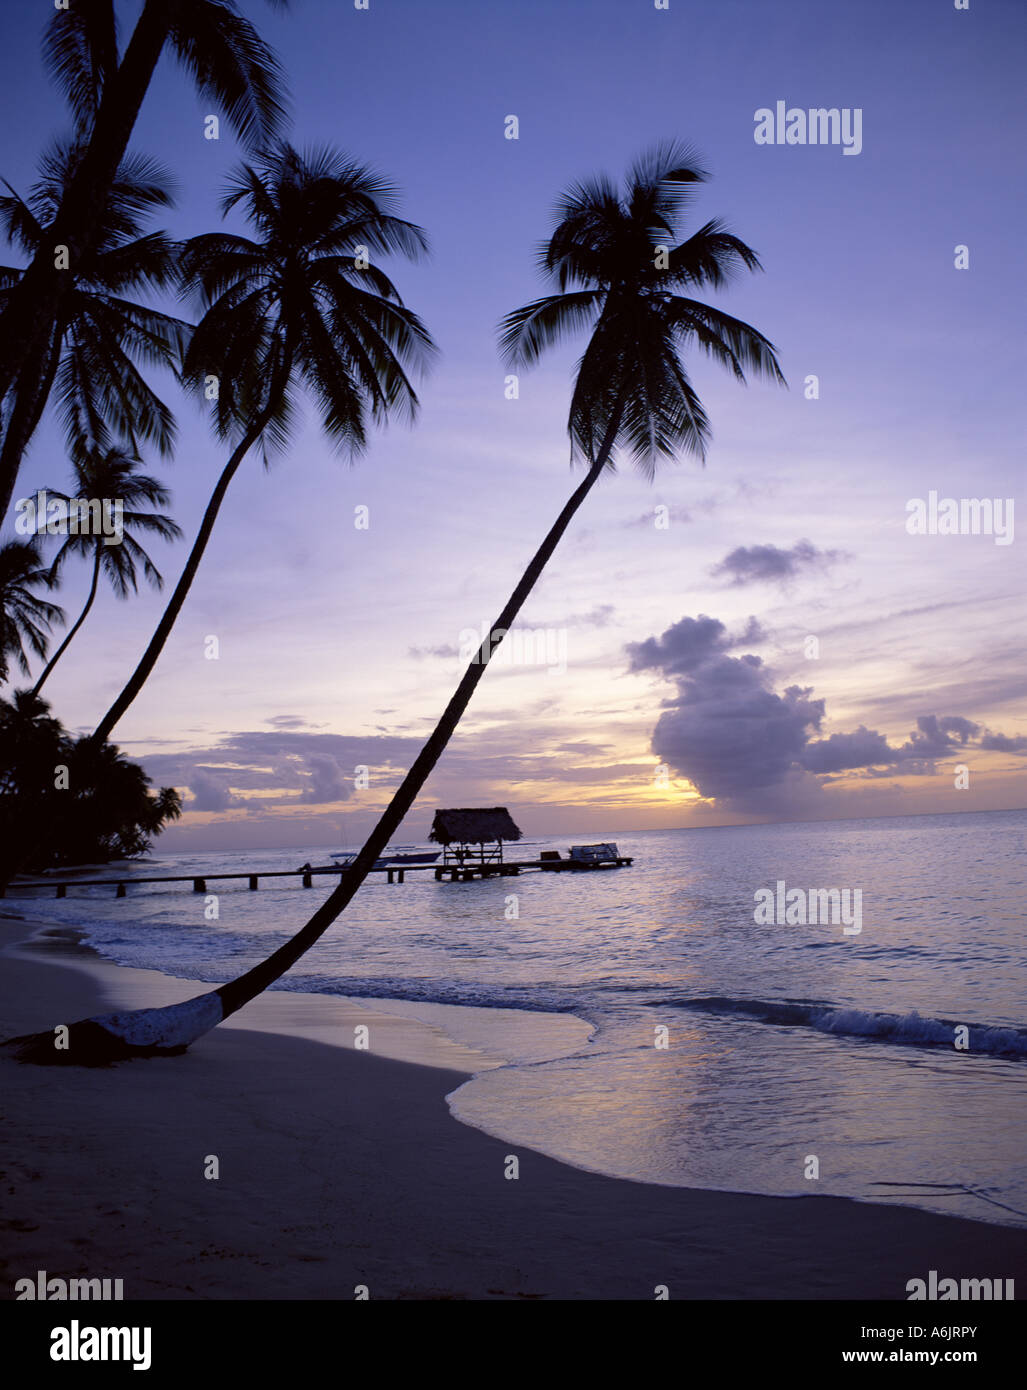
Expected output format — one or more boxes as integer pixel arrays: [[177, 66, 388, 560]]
[[330, 846, 441, 870]]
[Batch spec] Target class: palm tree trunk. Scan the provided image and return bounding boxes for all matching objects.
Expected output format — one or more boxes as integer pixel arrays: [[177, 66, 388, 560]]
[[215, 403, 624, 1018], [5, 409, 624, 1062], [90, 413, 270, 746], [31, 548, 102, 696], [0, 0, 169, 518]]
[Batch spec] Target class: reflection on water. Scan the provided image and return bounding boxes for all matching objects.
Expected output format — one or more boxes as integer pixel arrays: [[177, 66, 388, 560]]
[[13, 808, 1027, 1226]]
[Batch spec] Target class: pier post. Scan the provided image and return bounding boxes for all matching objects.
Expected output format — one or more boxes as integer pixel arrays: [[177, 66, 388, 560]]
[[387, 868, 394, 884], [116, 883, 126, 898], [192, 878, 206, 893], [56, 884, 66, 899], [249, 876, 258, 890], [398, 869, 405, 884]]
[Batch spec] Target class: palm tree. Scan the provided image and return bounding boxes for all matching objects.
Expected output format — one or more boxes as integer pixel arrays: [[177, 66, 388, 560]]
[[90, 142, 434, 745], [3, 144, 785, 1065], [0, 143, 188, 496], [30, 445, 182, 696], [0, 687, 182, 890], [0, 539, 64, 685], [0, 0, 290, 517]]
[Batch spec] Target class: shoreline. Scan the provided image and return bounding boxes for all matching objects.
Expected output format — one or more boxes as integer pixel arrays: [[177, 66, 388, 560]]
[[3, 918, 1026, 1300]]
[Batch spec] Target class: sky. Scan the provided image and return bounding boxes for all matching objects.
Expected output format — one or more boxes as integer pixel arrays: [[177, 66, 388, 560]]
[[1, 0, 1024, 851]]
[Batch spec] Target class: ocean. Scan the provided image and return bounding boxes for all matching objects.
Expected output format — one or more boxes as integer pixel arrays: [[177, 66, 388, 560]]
[[9, 808, 1027, 1228]]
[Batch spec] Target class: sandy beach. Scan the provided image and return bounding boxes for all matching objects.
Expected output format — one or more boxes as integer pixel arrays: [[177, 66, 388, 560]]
[[2, 916, 1025, 1302]]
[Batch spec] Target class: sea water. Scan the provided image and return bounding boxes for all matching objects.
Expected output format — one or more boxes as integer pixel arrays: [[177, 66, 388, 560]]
[[10, 808, 1026, 1228]]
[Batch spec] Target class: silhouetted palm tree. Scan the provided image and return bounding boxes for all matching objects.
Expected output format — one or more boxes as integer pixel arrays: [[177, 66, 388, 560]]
[[0, 539, 65, 686], [91, 143, 434, 745], [0, 144, 187, 495], [3, 144, 785, 1064], [30, 445, 182, 695], [0, 0, 290, 517], [0, 687, 182, 889]]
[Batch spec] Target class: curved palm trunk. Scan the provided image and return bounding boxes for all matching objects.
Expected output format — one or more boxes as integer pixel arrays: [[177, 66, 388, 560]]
[[0, 0, 169, 519], [31, 548, 102, 696], [89, 417, 269, 747], [5, 409, 623, 1063]]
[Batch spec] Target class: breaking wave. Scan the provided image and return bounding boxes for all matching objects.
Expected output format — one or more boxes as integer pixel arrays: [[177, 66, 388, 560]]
[[663, 996, 1027, 1058]]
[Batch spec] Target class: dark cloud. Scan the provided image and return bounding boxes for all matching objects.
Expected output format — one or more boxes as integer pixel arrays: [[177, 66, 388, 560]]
[[630, 616, 1018, 811], [628, 616, 825, 800], [297, 753, 351, 804], [627, 614, 765, 680], [979, 731, 1027, 753], [144, 731, 424, 811], [800, 726, 893, 773], [187, 769, 237, 812], [710, 539, 845, 587]]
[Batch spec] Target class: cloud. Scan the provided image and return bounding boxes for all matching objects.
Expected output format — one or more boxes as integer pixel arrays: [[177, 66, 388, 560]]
[[187, 769, 237, 812], [799, 726, 894, 773], [144, 730, 423, 813], [624, 504, 695, 528], [629, 615, 1019, 812], [627, 614, 765, 679], [540, 604, 616, 629], [408, 642, 460, 660], [979, 730, 1027, 753], [628, 616, 825, 801], [710, 539, 845, 587], [297, 753, 351, 804]]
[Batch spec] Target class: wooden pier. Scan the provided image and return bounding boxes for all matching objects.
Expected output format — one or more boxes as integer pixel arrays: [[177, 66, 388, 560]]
[[432, 854, 633, 882], [3, 854, 632, 899]]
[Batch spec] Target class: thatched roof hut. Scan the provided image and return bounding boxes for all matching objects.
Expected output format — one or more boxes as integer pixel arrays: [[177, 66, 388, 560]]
[[429, 807, 522, 847]]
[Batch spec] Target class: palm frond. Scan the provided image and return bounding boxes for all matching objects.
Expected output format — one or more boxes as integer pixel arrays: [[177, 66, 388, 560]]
[[502, 144, 784, 474], [499, 290, 602, 366], [665, 218, 764, 289], [169, 0, 289, 150], [42, 0, 118, 132], [666, 297, 786, 385]]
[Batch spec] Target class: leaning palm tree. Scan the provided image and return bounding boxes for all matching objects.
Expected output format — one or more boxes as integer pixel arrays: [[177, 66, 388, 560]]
[[0, 539, 65, 686], [0, 0, 290, 518], [0, 143, 187, 494], [30, 445, 182, 696], [90, 142, 434, 745], [5, 142, 784, 1063]]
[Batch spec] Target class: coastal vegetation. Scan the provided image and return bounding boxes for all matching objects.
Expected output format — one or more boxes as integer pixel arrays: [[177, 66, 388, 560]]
[[0, 689, 181, 889]]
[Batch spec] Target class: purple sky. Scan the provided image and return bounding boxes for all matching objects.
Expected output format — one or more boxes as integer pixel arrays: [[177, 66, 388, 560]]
[[2, 0, 1024, 850]]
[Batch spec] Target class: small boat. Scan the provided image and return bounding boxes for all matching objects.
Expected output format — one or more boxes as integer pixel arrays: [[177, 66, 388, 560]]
[[330, 846, 441, 870]]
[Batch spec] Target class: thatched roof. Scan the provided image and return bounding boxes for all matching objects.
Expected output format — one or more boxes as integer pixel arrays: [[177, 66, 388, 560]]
[[429, 807, 522, 845]]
